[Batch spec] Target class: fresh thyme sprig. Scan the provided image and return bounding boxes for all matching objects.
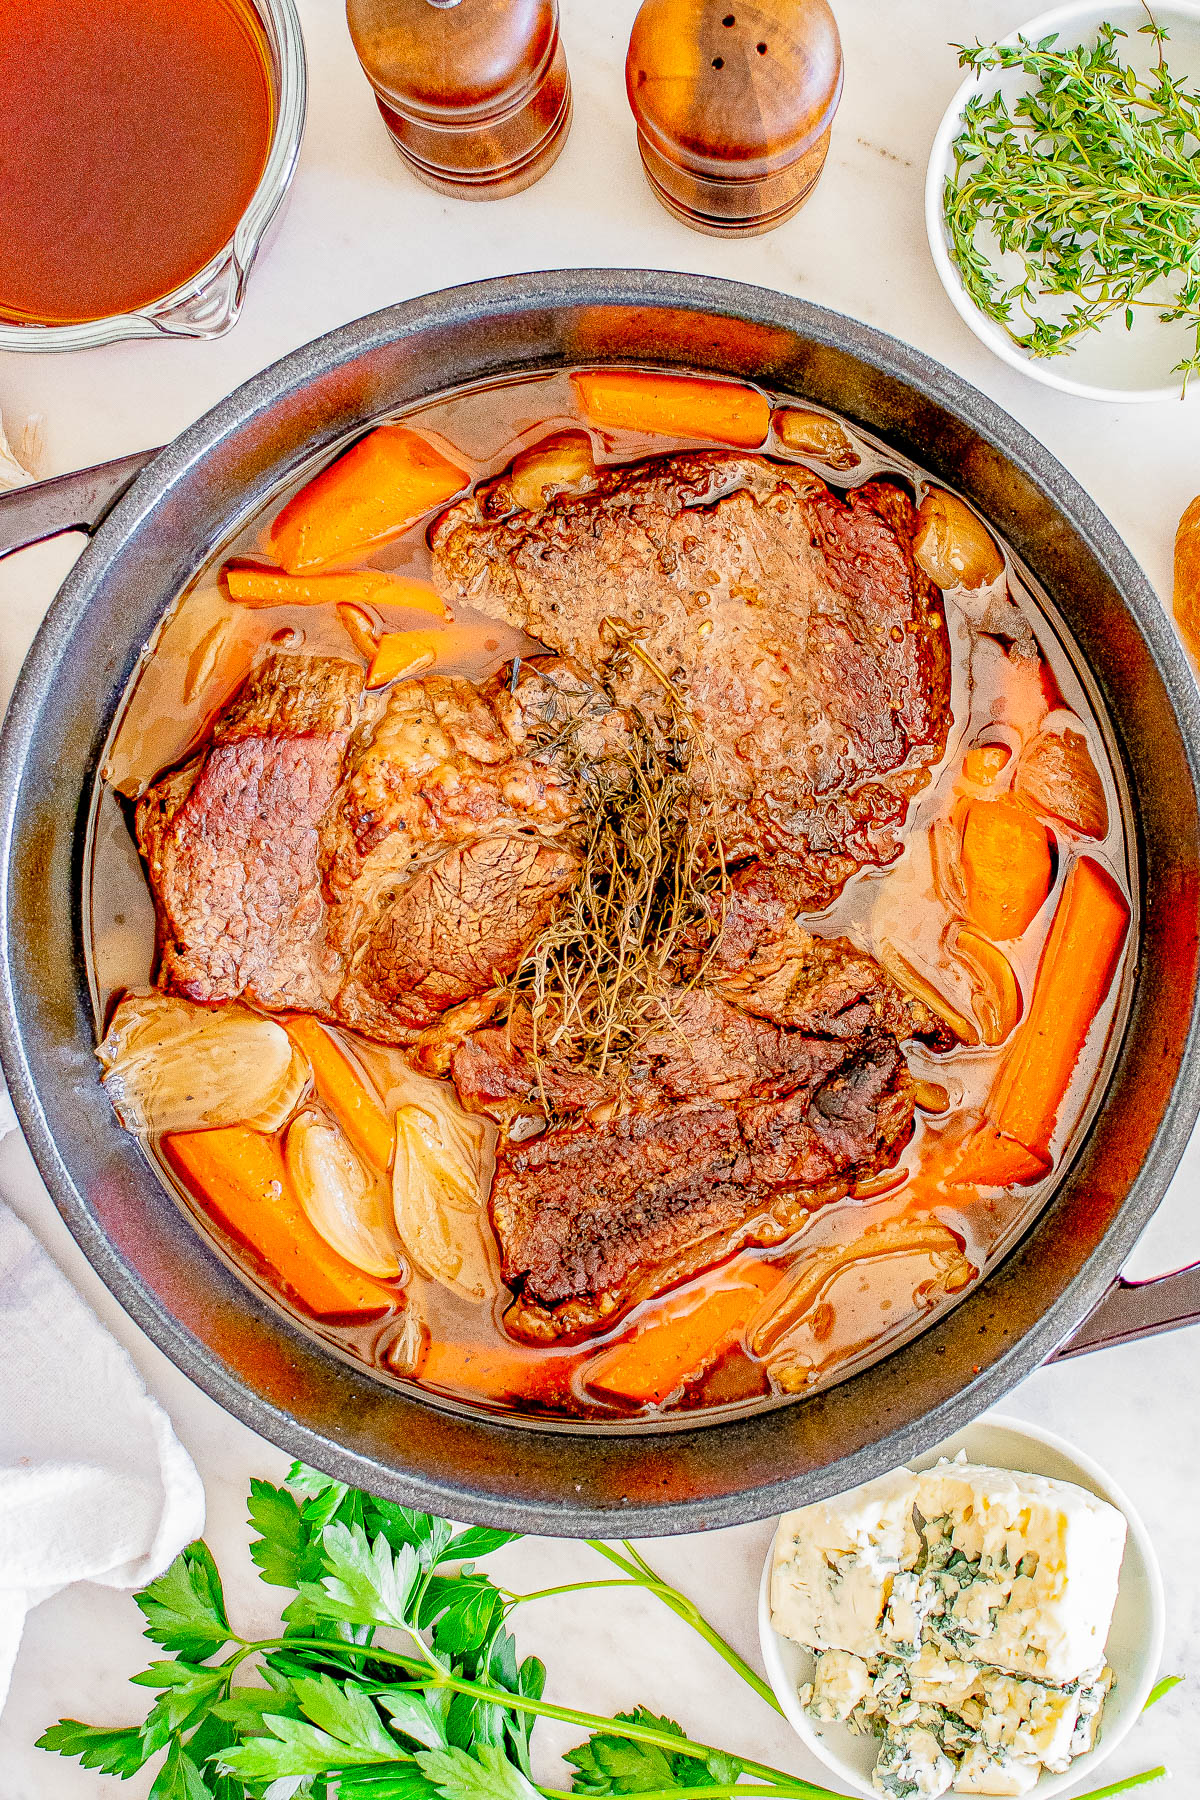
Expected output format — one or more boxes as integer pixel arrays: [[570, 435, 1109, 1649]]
[[944, 19, 1200, 387]]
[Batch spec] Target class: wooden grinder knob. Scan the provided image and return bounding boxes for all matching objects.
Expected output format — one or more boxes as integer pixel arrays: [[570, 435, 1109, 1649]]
[[626, 0, 843, 236], [346, 0, 573, 199]]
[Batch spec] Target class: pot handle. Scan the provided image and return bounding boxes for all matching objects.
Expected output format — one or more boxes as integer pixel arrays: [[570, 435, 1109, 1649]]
[[1047, 1259, 1200, 1360], [0, 451, 159, 562]]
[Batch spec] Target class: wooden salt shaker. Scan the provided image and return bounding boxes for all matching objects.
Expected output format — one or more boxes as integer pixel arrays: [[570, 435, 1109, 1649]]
[[626, 0, 843, 236], [345, 0, 572, 200]]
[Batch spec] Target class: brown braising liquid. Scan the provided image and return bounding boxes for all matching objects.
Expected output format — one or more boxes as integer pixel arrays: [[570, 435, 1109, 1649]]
[[0, 0, 273, 325], [88, 370, 1135, 1422]]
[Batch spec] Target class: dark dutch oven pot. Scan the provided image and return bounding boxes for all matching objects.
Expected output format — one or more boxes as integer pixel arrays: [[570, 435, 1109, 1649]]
[[1, 271, 1199, 1535]]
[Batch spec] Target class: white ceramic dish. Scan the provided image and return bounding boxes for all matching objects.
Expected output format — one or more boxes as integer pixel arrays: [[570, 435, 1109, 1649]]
[[758, 1414, 1165, 1800], [925, 1, 1200, 402]]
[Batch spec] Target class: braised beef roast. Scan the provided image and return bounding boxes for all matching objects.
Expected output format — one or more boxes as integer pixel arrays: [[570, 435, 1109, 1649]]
[[455, 986, 925, 1341], [432, 451, 950, 906], [136, 449, 955, 1345], [137, 651, 618, 1037]]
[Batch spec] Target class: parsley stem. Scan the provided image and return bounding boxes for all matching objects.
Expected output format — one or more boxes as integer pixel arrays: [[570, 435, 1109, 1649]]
[[1144, 1675, 1182, 1710], [1073, 1769, 1167, 1800], [586, 1541, 784, 1716], [255, 1636, 830, 1796], [539, 1789, 796, 1799], [504, 1578, 662, 1604]]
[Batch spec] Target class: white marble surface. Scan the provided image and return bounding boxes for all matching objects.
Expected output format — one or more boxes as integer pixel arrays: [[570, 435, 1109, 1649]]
[[0, 1, 1197, 1794]]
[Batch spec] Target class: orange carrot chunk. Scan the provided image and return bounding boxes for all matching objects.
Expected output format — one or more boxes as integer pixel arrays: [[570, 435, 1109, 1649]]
[[225, 569, 404, 608], [586, 1263, 782, 1406], [166, 1126, 395, 1317], [961, 796, 1053, 940], [986, 855, 1130, 1160], [419, 1340, 575, 1403], [942, 1121, 1050, 1189], [366, 629, 443, 689], [268, 427, 468, 575], [570, 370, 770, 450], [284, 1017, 395, 1173], [961, 742, 1011, 787]]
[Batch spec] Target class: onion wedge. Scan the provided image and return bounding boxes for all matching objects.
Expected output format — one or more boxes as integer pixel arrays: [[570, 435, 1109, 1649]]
[[285, 1110, 402, 1279], [952, 924, 1023, 1046], [508, 431, 596, 512], [98, 994, 308, 1135], [392, 1081, 494, 1301]]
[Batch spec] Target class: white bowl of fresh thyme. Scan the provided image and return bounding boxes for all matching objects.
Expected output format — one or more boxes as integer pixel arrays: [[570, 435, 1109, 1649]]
[[926, 2, 1200, 401]]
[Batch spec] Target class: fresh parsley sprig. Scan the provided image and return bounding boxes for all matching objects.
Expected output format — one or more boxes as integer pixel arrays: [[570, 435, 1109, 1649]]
[[944, 20, 1200, 387], [37, 1464, 828, 1800], [35, 1462, 1178, 1800]]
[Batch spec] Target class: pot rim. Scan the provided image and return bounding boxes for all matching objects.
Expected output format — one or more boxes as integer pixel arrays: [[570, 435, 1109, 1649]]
[[2, 268, 1198, 1534]]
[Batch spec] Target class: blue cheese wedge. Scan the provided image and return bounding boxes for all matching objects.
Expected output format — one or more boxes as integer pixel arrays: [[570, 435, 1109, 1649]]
[[771, 1467, 921, 1657], [773, 1456, 1126, 1797], [915, 1462, 1126, 1685]]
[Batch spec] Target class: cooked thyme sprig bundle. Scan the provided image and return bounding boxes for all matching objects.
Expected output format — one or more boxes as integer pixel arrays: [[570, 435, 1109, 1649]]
[[513, 624, 731, 1095], [945, 19, 1200, 383]]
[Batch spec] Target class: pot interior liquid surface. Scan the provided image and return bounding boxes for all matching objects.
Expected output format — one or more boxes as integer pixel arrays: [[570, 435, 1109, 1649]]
[[85, 368, 1137, 1428]]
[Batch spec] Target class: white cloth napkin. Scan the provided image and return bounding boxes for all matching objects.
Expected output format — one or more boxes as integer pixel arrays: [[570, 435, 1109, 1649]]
[[0, 405, 202, 1713], [0, 1196, 205, 1710]]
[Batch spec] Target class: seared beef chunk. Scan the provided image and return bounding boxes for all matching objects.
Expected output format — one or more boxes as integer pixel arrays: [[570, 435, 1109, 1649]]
[[493, 1032, 915, 1342], [323, 662, 599, 908], [451, 975, 945, 1129], [451, 1017, 610, 1124], [449, 988, 804, 1128], [136, 655, 362, 1011], [451, 984, 928, 1340], [336, 835, 580, 1036], [700, 861, 959, 1049], [433, 451, 951, 904], [323, 658, 609, 1035], [136, 650, 623, 1041]]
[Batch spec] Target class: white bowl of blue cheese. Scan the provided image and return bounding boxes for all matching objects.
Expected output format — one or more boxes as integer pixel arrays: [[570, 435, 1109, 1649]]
[[758, 1417, 1164, 1799]]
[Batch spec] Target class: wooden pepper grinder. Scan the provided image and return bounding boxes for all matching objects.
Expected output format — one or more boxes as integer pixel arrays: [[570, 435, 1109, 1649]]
[[345, 0, 572, 199], [626, 0, 843, 236]]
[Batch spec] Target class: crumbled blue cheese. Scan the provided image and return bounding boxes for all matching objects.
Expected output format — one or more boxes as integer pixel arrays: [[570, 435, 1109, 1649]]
[[908, 1647, 983, 1711], [771, 1457, 1126, 1796], [874, 1725, 956, 1800], [954, 1744, 1040, 1795], [804, 1647, 874, 1720], [975, 1669, 1082, 1772]]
